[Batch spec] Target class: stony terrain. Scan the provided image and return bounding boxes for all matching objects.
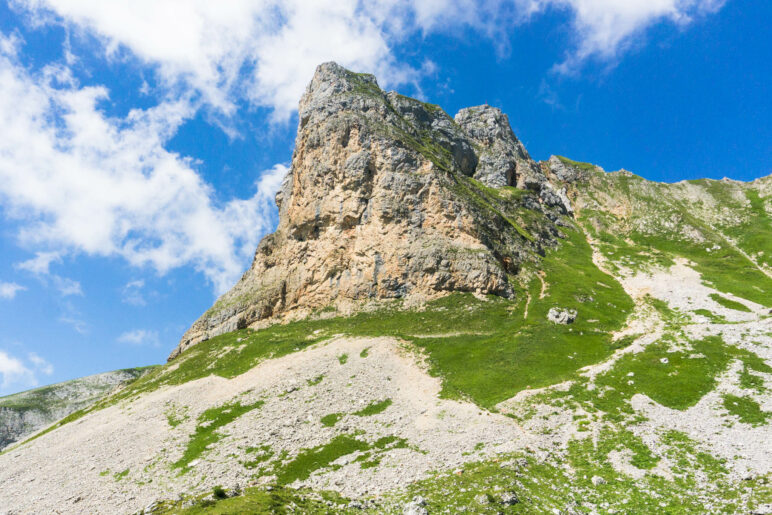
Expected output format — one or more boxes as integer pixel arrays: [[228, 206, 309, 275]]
[[0, 368, 150, 450], [1, 63, 770, 514]]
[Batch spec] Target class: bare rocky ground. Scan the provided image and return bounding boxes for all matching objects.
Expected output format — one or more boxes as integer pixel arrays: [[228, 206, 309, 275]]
[[0, 337, 530, 514]]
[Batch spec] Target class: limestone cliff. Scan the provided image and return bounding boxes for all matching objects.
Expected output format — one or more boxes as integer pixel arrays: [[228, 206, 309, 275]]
[[171, 63, 572, 359]]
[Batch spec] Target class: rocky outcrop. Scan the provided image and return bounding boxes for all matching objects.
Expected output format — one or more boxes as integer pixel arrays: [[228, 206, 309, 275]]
[[0, 368, 149, 449], [546, 307, 577, 325], [171, 63, 575, 359], [454, 105, 541, 189]]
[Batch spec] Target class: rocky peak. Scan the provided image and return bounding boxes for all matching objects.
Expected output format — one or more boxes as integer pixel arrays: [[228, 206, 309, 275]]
[[169, 63, 574, 360], [455, 105, 544, 190]]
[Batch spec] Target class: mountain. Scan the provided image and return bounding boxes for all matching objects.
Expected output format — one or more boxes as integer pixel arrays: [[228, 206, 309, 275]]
[[172, 63, 572, 360], [0, 367, 152, 450], [0, 63, 769, 515]]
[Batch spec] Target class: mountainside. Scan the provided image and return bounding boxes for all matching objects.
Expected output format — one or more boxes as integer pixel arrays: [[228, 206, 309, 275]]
[[0, 367, 152, 450], [0, 63, 770, 514]]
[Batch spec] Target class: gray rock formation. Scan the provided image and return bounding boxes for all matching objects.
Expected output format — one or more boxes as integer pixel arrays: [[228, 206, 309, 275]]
[[455, 105, 542, 189], [547, 307, 578, 324], [171, 62, 575, 360], [0, 368, 149, 449]]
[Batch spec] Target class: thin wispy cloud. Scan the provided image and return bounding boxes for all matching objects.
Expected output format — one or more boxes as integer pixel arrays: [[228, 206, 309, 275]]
[[117, 329, 160, 347], [121, 279, 146, 306], [0, 349, 54, 394], [0, 282, 25, 300]]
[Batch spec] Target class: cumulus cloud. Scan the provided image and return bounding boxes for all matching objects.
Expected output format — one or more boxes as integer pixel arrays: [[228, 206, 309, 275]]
[[0, 1, 726, 294], [11, 0, 727, 117], [0, 36, 287, 293], [0, 282, 25, 299], [0, 350, 54, 393], [117, 329, 160, 347]]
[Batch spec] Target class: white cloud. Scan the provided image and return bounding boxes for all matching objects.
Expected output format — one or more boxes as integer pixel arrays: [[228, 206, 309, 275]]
[[28, 352, 54, 376], [121, 279, 146, 306], [11, 0, 727, 118], [59, 315, 87, 334], [0, 1, 726, 295], [13, 0, 422, 121], [0, 350, 36, 392], [117, 329, 160, 347], [16, 251, 82, 296], [0, 282, 25, 299], [16, 251, 61, 275], [0, 350, 53, 393], [518, 0, 726, 72], [52, 276, 83, 296], [0, 36, 286, 294]]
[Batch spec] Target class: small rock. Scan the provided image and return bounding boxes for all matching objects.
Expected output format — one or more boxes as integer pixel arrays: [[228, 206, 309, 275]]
[[474, 494, 489, 505], [403, 496, 428, 515], [660, 357, 669, 364], [547, 307, 577, 325], [591, 475, 607, 486], [500, 492, 519, 505]]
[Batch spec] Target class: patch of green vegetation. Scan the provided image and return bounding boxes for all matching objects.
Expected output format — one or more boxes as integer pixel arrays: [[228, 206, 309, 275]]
[[156, 485, 352, 514], [722, 394, 771, 426], [166, 406, 189, 428], [212, 486, 227, 500], [597, 336, 732, 412], [113, 468, 129, 481], [709, 293, 752, 313], [693, 308, 728, 323], [556, 155, 599, 173], [320, 413, 343, 427], [390, 449, 768, 514], [359, 347, 370, 358], [739, 365, 767, 393], [306, 375, 324, 386], [274, 435, 369, 485], [660, 430, 728, 480], [173, 399, 264, 472], [99, 469, 110, 477], [568, 428, 659, 478], [738, 189, 772, 269], [354, 399, 392, 417], [412, 227, 633, 407], [337, 354, 348, 365], [242, 445, 274, 470]]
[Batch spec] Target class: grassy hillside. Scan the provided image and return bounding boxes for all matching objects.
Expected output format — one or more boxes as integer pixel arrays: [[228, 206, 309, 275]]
[[568, 160, 772, 307]]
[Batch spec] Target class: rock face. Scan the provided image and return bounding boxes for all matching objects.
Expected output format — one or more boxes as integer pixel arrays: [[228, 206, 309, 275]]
[[171, 62, 573, 359], [0, 368, 148, 449]]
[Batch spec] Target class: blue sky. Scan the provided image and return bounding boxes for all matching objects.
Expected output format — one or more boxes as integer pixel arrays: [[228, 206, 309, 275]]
[[0, 0, 769, 395]]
